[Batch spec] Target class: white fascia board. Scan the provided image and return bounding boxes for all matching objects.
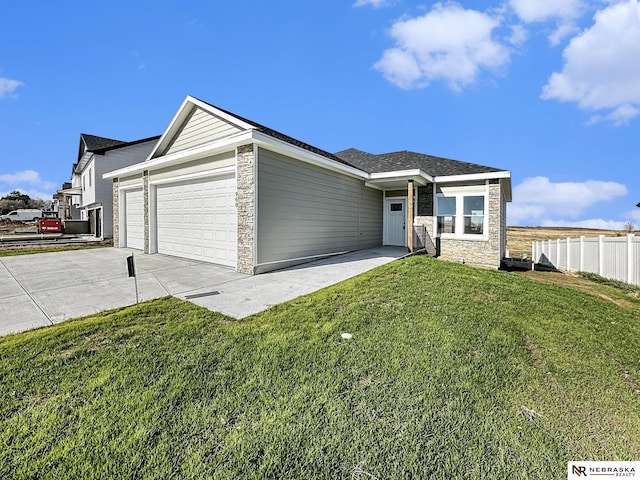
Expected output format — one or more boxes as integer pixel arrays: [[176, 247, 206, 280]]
[[434, 170, 511, 183], [146, 96, 194, 161], [75, 152, 93, 174], [369, 169, 433, 183], [102, 130, 253, 179], [147, 96, 257, 161], [187, 96, 255, 130], [251, 130, 369, 180], [501, 177, 513, 202]]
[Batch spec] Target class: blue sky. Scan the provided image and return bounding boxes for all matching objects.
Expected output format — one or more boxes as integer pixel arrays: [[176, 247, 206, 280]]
[[1, 0, 639, 228]]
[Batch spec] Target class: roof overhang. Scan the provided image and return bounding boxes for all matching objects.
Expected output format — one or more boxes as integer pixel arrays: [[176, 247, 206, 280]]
[[57, 186, 82, 194], [435, 170, 512, 202], [366, 170, 432, 190], [433, 170, 511, 184], [103, 130, 371, 180], [103, 130, 253, 179], [251, 131, 369, 179]]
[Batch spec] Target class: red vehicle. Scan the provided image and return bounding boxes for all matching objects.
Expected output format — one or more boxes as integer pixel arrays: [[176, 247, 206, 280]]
[[38, 212, 63, 233]]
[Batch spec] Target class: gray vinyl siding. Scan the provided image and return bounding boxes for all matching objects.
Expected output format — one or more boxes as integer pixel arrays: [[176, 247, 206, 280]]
[[165, 107, 242, 155], [257, 148, 382, 266]]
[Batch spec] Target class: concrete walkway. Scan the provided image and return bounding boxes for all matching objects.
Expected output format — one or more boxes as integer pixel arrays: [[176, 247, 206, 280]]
[[0, 247, 407, 336]]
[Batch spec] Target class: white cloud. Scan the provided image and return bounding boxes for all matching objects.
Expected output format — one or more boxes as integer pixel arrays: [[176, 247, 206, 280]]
[[541, 0, 640, 124], [547, 21, 579, 46], [374, 3, 510, 91], [353, 0, 392, 7], [0, 170, 58, 199], [509, 176, 628, 225], [0, 77, 24, 98], [509, 0, 583, 45], [508, 24, 529, 46], [628, 209, 640, 224], [509, 0, 583, 23], [0, 189, 54, 202]]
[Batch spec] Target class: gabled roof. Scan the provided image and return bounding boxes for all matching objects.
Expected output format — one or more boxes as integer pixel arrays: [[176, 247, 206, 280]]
[[90, 135, 161, 155], [194, 97, 359, 170], [104, 95, 511, 198], [147, 95, 360, 171], [335, 148, 507, 177], [78, 133, 125, 161], [74, 134, 160, 175]]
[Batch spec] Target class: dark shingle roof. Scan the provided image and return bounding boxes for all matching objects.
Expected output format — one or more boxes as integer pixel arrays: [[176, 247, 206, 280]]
[[90, 135, 161, 155], [75, 134, 160, 174], [193, 97, 362, 171], [81, 133, 126, 152], [190, 97, 507, 178], [335, 148, 506, 177]]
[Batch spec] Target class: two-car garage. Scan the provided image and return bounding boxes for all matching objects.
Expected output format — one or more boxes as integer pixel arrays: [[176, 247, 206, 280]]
[[121, 173, 237, 268]]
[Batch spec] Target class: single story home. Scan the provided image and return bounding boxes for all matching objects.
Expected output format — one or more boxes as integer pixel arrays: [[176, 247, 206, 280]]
[[104, 96, 511, 274]]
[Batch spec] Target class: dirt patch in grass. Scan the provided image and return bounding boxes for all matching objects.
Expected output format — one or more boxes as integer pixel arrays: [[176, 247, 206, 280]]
[[516, 270, 639, 310]]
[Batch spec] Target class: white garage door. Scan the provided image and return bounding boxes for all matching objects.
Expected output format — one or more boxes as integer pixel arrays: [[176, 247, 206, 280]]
[[156, 174, 237, 267], [124, 188, 144, 250]]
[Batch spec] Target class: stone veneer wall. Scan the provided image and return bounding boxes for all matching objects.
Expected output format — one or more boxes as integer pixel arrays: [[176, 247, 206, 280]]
[[414, 186, 436, 255], [236, 144, 255, 274], [438, 181, 502, 269], [143, 170, 149, 254], [500, 184, 507, 259], [112, 179, 120, 248], [414, 185, 434, 231]]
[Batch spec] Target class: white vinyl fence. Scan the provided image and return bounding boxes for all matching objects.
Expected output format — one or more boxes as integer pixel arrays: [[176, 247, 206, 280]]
[[532, 234, 640, 286]]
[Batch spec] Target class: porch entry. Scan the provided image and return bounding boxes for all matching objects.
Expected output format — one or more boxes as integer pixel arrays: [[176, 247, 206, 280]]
[[383, 198, 407, 247], [88, 207, 102, 238]]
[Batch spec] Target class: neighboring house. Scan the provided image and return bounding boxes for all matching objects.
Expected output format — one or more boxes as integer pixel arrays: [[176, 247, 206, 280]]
[[52, 182, 81, 220], [72, 133, 159, 238], [104, 96, 511, 274]]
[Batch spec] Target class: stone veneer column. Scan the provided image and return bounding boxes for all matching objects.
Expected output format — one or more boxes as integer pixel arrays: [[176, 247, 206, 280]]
[[143, 170, 149, 254], [236, 144, 255, 274], [487, 180, 501, 261], [112, 178, 120, 247]]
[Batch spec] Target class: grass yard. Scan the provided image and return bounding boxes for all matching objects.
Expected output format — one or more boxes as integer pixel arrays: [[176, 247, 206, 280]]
[[1, 256, 639, 479]]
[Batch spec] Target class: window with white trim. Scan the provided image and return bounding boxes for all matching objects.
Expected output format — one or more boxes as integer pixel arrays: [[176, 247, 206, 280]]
[[437, 196, 456, 234], [436, 185, 487, 237], [463, 195, 484, 235]]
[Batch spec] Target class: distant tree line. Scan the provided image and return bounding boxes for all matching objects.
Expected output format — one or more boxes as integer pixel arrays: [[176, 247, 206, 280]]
[[0, 190, 49, 215]]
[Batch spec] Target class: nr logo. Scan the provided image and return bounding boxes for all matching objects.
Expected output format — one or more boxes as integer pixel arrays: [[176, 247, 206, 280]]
[[572, 465, 587, 476]]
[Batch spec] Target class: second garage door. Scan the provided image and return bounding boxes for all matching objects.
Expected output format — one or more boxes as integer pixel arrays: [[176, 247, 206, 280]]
[[124, 188, 144, 250], [155, 175, 237, 267]]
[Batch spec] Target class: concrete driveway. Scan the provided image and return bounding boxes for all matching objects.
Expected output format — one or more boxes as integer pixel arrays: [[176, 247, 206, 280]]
[[0, 246, 407, 336]]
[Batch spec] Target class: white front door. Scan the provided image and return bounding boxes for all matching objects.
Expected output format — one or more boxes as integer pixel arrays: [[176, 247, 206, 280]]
[[384, 198, 407, 246]]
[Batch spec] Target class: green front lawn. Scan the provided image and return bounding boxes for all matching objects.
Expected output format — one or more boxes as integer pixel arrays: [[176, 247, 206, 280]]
[[1, 256, 639, 479]]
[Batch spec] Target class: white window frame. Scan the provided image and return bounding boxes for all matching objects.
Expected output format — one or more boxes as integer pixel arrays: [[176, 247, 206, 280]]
[[436, 183, 489, 240]]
